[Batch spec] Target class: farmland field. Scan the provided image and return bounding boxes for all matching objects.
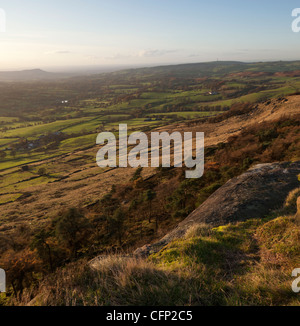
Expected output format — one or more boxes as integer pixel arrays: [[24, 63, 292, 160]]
[[0, 61, 300, 307], [1, 61, 300, 178], [0, 61, 300, 218]]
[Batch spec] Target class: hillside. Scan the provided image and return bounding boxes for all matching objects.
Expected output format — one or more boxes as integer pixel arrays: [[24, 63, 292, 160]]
[[0, 96, 299, 241], [112, 60, 300, 78], [157, 95, 300, 146], [0, 69, 70, 82], [0, 61, 299, 306], [2, 60, 300, 116], [21, 165, 300, 306], [134, 161, 300, 257]]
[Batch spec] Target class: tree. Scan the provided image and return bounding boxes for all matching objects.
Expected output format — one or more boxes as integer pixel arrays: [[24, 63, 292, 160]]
[[10, 149, 16, 158], [0, 150, 6, 160], [145, 190, 156, 223], [38, 167, 47, 176], [131, 167, 143, 182], [55, 208, 91, 259], [100, 193, 120, 234], [1, 249, 40, 298], [109, 208, 125, 246], [30, 230, 53, 272]]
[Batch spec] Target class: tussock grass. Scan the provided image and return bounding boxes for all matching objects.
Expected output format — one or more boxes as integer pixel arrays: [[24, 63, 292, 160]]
[[285, 188, 300, 213], [9, 191, 300, 307], [13, 215, 299, 306], [184, 223, 213, 239], [19, 257, 195, 306]]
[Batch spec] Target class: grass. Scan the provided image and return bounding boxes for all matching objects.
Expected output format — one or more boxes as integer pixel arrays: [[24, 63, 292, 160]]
[[58, 133, 97, 152], [1, 63, 299, 176], [0, 175, 57, 194], [14, 209, 300, 306], [0, 118, 93, 138], [1, 61, 300, 307], [0, 193, 23, 205], [0, 138, 19, 148], [60, 115, 130, 134], [0, 117, 19, 123], [149, 112, 218, 118], [0, 132, 98, 172], [0, 171, 35, 188]]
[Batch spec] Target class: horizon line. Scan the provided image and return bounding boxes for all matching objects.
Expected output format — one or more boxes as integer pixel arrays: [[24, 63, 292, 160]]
[[1, 58, 300, 74]]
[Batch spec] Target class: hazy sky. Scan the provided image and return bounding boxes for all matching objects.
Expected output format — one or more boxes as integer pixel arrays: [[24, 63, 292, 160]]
[[1, 0, 300, 71]]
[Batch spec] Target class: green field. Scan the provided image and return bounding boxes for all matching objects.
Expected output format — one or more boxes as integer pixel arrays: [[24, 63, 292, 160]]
[[1, 61, 300, 307], [1, 60, 300, 189]]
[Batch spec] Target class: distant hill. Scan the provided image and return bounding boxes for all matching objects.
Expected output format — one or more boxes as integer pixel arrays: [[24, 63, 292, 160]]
[[106, 60, 300, 79], [0, 69, 71, 82], [3, 60, 300, 82]]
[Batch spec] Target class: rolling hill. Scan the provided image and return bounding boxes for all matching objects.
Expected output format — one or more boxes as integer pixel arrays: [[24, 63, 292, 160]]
[[0, 69, 71, 82]]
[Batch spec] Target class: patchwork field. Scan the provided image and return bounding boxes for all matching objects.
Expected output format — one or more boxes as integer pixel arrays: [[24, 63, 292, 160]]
[[0, 61, 300, 306]]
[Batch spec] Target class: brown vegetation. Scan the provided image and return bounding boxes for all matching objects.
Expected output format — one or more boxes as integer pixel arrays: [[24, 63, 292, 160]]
[[0, 96, 299, 305]]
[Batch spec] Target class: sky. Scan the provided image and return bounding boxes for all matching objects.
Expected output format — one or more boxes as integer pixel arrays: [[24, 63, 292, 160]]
[[0, 0, 300, 71]]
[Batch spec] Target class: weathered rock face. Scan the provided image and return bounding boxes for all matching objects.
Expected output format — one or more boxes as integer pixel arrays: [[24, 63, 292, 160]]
[[183, 161, 300, 226], [135, 161, 300, 256]]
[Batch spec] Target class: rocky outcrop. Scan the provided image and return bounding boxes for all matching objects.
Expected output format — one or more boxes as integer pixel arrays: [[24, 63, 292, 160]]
[[135, 161, 300, 256]]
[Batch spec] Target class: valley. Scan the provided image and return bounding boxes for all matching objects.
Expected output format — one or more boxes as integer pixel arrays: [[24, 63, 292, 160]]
[[0, 61, 299, 306]]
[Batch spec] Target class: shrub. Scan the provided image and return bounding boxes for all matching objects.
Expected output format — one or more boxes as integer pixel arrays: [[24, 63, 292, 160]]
[[55, 208, 92, 259]]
